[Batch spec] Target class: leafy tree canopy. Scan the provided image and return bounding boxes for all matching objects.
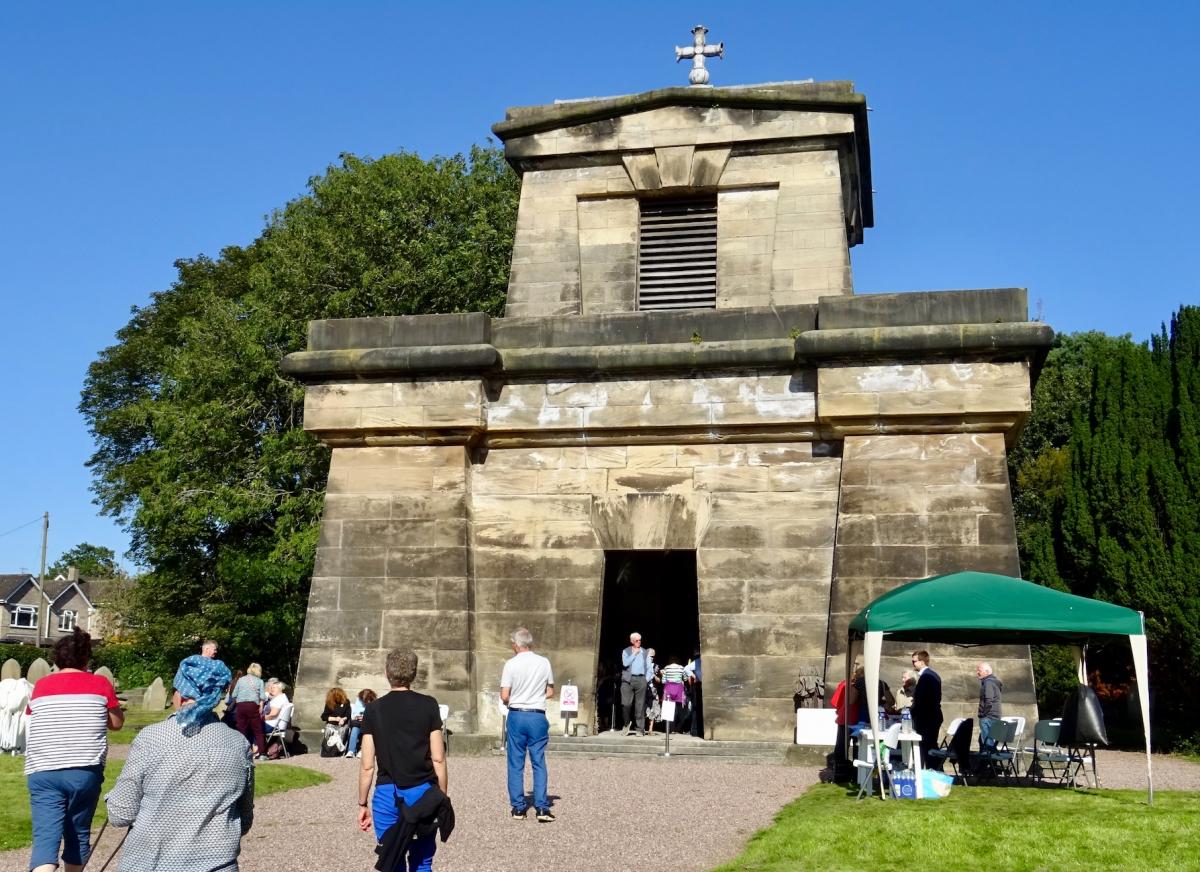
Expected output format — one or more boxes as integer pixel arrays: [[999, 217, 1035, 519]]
[[81, 146, 519, 682], [1012, 311, 1200, 748], [46, 542, 119, 579]]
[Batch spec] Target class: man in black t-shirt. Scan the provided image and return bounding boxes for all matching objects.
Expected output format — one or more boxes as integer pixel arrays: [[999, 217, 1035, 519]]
[[357, 650, 447, 871]]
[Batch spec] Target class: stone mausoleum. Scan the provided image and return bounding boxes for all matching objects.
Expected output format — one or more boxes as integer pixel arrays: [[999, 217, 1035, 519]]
[[282, 71, 1052, 741]]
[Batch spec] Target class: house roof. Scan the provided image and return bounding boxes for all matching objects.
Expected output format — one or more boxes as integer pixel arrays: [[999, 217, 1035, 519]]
[[0, 573, 112, 609], [0, 573, 44, 604]]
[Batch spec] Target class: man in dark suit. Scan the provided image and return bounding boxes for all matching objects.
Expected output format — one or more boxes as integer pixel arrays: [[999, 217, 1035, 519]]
[[910, 650, 943, 767]]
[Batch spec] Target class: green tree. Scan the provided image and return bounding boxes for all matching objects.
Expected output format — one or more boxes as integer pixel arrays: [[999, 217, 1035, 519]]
[[46, 542, 119, 579], [1014, 312, 1200, 747], [81, 146, 519, 681]]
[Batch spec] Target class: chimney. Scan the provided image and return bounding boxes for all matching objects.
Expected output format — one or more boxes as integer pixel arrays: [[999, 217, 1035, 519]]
[[68, 566, 79, 582]]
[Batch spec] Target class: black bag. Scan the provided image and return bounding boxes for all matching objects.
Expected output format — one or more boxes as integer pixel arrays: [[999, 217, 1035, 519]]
[[1059, 684, 1108, 746], [321, 723, 349, 757]]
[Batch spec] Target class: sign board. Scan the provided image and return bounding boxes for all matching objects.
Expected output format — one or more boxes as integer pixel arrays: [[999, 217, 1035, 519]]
[[559, 684, 579, 713], [795, 708, 838, 745], [661, 699, 676, 723]]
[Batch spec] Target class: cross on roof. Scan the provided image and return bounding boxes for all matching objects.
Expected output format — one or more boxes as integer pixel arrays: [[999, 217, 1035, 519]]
[[675, 25, 724, 87]]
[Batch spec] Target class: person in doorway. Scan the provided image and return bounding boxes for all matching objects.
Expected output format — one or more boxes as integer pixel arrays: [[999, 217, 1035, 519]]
[[910, 650, 943, 767], [976, 662, 1004, 748], [357, 650, 450, 872], [645, 648, 661, 733], [685, 651, 703, 738], [25, 628, 124, 872], [200, 639, 219, 659], [659, 654, 687, 733], [620, 632, 652, 736], [105, 655, 254, 872], [501, 628, 555, 822]]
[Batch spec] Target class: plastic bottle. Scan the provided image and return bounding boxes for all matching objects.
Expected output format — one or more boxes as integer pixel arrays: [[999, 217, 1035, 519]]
[[902, 707, 913, 734]]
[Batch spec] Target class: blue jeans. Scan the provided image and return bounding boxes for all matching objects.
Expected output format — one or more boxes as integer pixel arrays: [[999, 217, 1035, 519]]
[[372, 781, 436, 872], [347, 725, 362, 755], [27, 765, 105, 868], [506, 710, 549, 812]]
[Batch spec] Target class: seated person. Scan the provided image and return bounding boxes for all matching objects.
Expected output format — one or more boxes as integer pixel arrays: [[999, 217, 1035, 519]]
[[320, 686, 352, 757], [346, 688, 377, 757], [263, 679, 290, 733]]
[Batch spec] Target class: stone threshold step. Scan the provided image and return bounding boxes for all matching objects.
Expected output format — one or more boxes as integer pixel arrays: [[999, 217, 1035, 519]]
[[547, 742, 784, 756]]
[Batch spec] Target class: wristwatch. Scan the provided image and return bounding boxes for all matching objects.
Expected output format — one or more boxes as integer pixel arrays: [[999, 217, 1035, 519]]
[[358, 802, 368, 807]]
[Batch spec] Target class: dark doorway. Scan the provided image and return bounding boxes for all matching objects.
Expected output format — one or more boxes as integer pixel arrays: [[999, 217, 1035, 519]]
[[599, 550, 700, 667], [595, 550, 700, 732]]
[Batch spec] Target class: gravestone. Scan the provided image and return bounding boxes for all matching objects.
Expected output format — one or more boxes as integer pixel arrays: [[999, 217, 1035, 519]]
[[0, 658, 19, 681], [93, 666, 117, 689], [26, 658, 51, 685], [142, 676, 167, 711], [284, 52, 1048, 739]]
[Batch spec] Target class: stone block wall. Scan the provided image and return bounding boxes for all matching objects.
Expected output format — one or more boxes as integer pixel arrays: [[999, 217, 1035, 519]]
[[826, 433, 1037, 737], [295, 445, 473, 731], [504, 104, 857, 318], [469, 439, 841, 740]]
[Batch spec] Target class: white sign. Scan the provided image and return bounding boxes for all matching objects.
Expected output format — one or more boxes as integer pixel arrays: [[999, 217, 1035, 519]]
[[661, 699, 676, 723], [559, 684, 579, 713]]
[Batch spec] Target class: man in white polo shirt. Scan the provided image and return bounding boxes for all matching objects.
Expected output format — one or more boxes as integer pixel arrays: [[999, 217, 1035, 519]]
[[500, 627, 555, 823]]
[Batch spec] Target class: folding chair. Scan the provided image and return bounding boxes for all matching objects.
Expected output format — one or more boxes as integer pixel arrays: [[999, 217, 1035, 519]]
[[263, 701, 295, 759], [928, 717, 974, 785], [1025, 719, 1073, 783], [854, 723, 901, 800], [1001, 715, 1027, 774], [978, 719, 1018, 780]]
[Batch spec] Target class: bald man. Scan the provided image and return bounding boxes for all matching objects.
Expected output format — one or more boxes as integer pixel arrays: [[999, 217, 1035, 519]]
[[620, 632, 652, 736]]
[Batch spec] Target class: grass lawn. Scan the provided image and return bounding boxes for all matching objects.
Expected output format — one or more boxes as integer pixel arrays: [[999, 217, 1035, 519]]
[[105, 708, 172, 745], [0, 756, 328, 853], [713, 783, 1200, 872]]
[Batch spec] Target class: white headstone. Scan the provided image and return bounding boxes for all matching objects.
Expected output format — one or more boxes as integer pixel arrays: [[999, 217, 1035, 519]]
[[26, 657, 51, 684], [93, 666, 116, 689], [0, 658, 19, 681], [143, 676, 167, 711]]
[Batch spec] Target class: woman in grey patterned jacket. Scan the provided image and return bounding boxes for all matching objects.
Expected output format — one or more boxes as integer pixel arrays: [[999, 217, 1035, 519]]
[[105, 656, 254, 871]]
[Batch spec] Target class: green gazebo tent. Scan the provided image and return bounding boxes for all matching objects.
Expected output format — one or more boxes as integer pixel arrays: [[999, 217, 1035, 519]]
[[847, 571, 1152, 803]]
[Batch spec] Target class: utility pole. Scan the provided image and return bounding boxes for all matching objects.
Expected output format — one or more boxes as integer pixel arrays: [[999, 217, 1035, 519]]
[[35, 511, 48, 647]]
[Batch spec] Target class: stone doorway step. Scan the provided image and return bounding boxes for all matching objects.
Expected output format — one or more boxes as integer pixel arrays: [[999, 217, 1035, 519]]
[[492, 731, 813, 765]]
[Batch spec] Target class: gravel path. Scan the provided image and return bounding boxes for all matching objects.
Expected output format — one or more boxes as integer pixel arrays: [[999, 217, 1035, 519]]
[[2, 749, 1196, 872]]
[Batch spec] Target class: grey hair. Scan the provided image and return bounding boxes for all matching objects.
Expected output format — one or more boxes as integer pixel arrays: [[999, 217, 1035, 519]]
[[266, 677, 287, 691], [978, 662, 993, 676], [511, 627, 534, 649], [629, 632, 641, 642]]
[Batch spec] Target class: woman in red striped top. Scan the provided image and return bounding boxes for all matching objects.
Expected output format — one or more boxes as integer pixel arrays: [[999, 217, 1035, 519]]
[[25, 628, 124, 872]]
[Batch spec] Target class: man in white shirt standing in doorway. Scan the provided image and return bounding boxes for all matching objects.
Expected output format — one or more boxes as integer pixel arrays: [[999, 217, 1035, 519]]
[[501, 627, 556, 823]]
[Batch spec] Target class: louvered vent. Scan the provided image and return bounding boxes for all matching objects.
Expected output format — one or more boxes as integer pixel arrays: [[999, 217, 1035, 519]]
[[638, 196, 718, 310]]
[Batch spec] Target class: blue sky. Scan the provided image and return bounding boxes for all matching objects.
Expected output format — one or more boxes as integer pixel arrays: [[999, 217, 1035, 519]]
[[1, 3, 1196, 572]]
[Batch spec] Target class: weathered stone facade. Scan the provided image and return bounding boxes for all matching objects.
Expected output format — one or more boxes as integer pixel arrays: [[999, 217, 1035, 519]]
[[282, 81, 1052, 742]]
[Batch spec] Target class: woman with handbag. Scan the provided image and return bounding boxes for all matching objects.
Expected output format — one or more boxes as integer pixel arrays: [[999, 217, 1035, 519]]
[[321, 687, 352, 757]]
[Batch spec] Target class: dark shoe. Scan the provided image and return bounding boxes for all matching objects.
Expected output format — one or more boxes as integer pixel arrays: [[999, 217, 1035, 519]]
[[510, 808, 527, 820], [536, 808, 556, 823]]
